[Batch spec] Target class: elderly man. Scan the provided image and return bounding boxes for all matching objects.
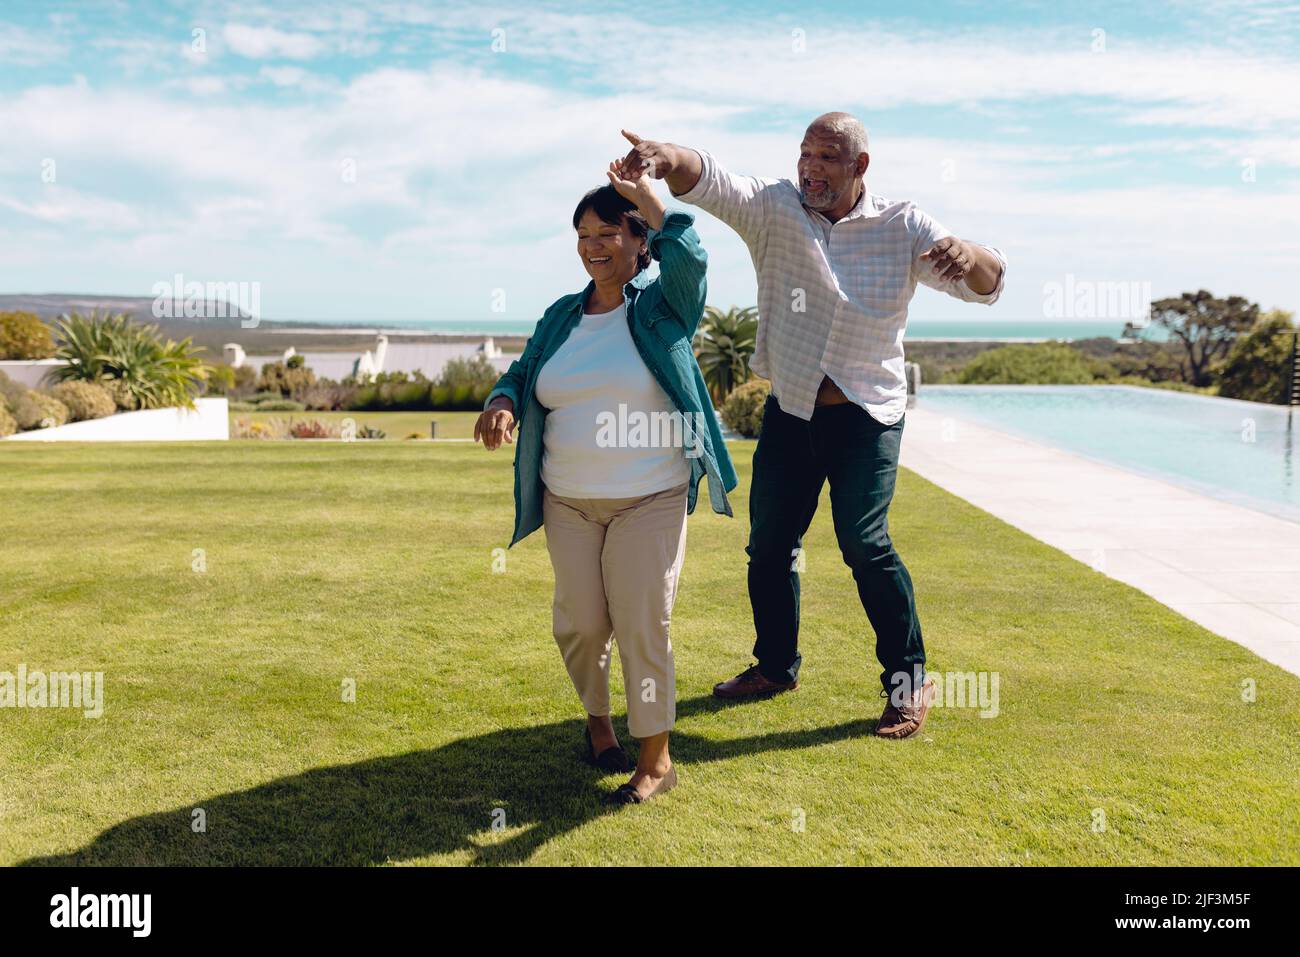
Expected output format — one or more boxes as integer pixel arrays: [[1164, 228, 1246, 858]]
[[617, 112, 1005, 739]]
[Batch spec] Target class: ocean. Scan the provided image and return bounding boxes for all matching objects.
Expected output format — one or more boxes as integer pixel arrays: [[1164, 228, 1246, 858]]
[[284, 318, 1151, 341]]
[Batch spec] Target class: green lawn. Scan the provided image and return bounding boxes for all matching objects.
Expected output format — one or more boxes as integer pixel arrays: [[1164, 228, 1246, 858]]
[[1, 439, 1297, 866]]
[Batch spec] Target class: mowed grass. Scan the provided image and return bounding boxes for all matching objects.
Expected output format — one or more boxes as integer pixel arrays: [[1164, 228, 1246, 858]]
[[1, 439, 1297, 866], [229, 410, 481, 440]]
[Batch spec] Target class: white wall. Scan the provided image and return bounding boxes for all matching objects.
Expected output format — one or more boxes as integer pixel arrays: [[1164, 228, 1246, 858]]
[[4, 398, 229, 442], [0, 359, 65, 388]]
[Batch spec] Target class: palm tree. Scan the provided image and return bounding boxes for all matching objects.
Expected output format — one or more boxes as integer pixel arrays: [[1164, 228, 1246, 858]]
[[51, 311, 209, 409], [694, 305, 758, 403]]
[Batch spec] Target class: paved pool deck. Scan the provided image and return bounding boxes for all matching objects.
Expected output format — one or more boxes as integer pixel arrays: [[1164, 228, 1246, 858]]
[[898, 405, 1300, 678]]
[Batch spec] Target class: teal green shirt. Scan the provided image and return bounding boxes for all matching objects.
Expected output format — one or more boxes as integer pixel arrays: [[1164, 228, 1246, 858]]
[[485, 210, 737, 547]]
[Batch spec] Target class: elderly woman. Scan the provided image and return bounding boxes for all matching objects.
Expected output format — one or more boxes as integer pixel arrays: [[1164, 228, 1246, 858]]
[[474, 162, 736, 804]]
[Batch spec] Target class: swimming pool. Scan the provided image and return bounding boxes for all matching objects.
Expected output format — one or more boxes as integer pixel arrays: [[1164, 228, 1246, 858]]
[[917, 385, 1300, 523]]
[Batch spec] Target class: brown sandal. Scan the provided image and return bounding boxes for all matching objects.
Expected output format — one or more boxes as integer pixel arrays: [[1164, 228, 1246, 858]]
[[604, 765, 678, 805]]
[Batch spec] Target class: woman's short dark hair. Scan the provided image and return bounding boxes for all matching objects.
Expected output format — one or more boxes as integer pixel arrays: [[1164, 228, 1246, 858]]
[[572, 185, 652, 273]]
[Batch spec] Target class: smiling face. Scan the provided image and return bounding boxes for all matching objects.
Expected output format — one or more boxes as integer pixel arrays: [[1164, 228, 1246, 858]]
[[798, 124, 866, 212], [576, 208, 644, 286]]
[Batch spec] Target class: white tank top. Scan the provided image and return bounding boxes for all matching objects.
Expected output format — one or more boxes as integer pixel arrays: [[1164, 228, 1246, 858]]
[[534, 303, 691, 499]]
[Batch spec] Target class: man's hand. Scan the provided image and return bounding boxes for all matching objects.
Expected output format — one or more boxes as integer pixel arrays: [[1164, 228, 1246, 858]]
[[921, 236, 1001, 294], [617, 130, 678, 180], [474, 398, 516, 451], [920, 236, 974, 283], [616, 130, 703, 197]]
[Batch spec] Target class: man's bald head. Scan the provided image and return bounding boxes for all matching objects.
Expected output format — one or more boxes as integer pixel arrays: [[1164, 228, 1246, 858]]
[[798, 112, 870, 218], [807, 112, 869, 159]]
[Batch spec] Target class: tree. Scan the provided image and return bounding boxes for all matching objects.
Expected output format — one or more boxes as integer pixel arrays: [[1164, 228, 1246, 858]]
[[694, 305, 758, 402], [1149, 290, 1258, 387], [1217, 310, 1296, 405], [0, 311, 56, 359]]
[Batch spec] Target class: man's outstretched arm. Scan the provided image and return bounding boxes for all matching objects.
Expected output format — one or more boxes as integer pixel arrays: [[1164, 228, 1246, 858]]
[[617, 130, 775, 243], [616, 130, 703, 197]]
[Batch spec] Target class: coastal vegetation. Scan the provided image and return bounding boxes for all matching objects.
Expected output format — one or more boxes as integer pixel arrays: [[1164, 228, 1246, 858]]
[[5, 290, 1293, 440]]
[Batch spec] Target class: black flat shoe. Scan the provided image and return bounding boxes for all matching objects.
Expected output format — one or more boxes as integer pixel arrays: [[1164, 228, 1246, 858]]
[[604, 766, 678, 805], [584, 727, 631, 773]]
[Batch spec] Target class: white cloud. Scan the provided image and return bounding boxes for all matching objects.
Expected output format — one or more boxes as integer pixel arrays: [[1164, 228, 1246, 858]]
[[222, 23, 325, 60], [260, 65, 307, 86], [0, 23, 67, 64], [0, 188, 142, 231], [182, 76, 229, 95]]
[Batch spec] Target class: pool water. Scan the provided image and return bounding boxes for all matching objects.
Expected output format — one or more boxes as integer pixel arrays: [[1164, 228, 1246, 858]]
[[918, 385, 1300, 523]]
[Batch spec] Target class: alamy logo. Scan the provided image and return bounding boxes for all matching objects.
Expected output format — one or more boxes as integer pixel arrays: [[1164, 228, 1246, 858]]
[[0, 664, 103, 718], [151, 273, 262, 328], [595, 404, 707, 459], [889, 667, 1000, 718], [1041, 274, 1151, 323], [50, 887, 151, 937]]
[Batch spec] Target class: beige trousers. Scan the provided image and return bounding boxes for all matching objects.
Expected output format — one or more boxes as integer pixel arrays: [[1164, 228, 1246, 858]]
[[542, 482, 689, 739]]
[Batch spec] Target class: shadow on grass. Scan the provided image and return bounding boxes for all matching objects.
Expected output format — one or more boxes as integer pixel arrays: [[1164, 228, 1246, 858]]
[[21, 695, 872, 866]]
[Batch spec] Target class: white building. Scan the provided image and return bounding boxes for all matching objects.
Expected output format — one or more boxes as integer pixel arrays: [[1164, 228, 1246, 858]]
[[231, 336, 517, 383]]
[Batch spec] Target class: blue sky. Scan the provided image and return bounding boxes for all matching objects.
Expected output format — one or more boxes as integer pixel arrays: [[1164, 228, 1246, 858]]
[[1, 0, 1299, 324]]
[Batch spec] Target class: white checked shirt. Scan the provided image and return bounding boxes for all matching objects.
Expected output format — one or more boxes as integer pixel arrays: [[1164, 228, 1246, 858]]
[[677, 149, 1007, 423]]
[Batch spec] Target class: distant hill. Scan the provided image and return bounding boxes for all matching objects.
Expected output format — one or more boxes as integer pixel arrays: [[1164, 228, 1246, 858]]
[[0, 293, 242, 324], [0, 294, 526, 356]]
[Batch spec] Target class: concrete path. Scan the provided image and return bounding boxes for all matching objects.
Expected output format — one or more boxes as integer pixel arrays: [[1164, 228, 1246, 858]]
[[898, 405, 1300, 677]]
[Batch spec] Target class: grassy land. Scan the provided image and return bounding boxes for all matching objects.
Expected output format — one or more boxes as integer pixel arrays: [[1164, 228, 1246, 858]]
[[1, 439, 1297, 866], [229, 410, 481, 439]]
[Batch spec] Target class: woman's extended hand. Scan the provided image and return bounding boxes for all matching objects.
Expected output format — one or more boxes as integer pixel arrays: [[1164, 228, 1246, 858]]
[[606, 161, 665, 229], [474, 397, 517, 451]]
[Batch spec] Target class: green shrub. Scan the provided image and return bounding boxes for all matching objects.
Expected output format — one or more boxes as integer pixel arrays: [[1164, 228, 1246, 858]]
[[231, 365, 257, 394], [0, 404, 15, 437], [347, 380, 420, 411], [721, 378, 771, 437], [427, 384, 452, 409], [227, 401, 257, 411], [258, 360, 316, 398], [957, 342, 1097, 384], [1105, 376, 1216, 395], [0, 369, 27, 412], [0, 311, 56, 359], [27, 392, 69, 429], [345, 385, 378, 410], [300, 380, 355, 411], [102, 377, 139, 411], [342, 356, 498, 411], [204, 363, 236, 395], [440, 355, 498, 390], [1217, 311, 1295, 405], [5, 387, 54, 430], [256, 399, 305, 412], [395, 381, 430, 409], [51, 380, 116, 421], [52, 312, 209, 409]]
